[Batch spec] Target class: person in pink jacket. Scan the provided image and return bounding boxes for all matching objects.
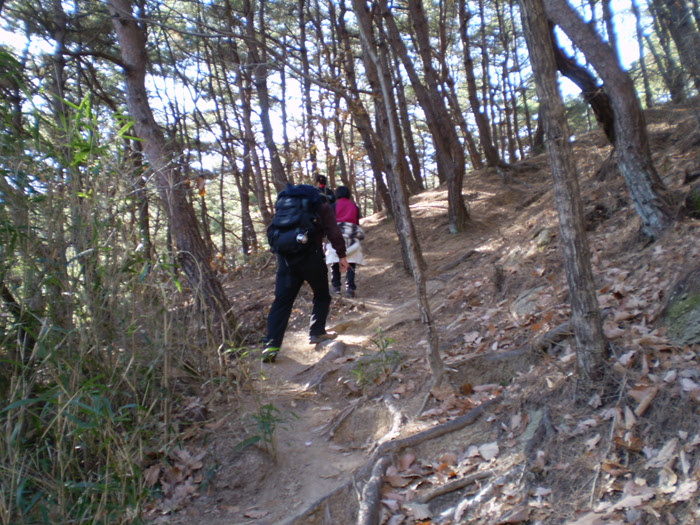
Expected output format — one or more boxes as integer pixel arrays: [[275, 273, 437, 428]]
[[325, 185, 365, 298]]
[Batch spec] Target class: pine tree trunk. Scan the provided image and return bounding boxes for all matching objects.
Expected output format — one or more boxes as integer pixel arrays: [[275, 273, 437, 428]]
[[543, 0, 673, 239], [657, 0, 700, 93], [519, 0, 606, 385], [244, 0, 288, 192], [648, 0, 688, 103], [631, 0, 654, 108], [336, 5, 393, 215], [353, 0, 443, 383], [380, 0, 470, 233], [107, 0, 236, 338], [458, 0, 504, 168]]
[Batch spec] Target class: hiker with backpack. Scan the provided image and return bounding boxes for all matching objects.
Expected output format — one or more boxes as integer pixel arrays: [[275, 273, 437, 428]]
[[325, 185, 365, 298], [262, 183, 349, 363], [315, 174, 336, 205]]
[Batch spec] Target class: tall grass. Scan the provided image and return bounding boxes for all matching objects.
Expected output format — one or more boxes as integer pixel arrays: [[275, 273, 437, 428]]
[[0, 89, 235, 523]]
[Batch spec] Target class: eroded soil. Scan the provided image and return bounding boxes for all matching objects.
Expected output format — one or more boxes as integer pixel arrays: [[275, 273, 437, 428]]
[[158, 104, 700, 525]]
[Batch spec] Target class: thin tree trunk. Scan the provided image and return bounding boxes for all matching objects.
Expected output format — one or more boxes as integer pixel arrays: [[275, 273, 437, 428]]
[[280, 38, 294, 183], [244, 0, 287, 192], [350, 0, 413, 268], [601, 0, 621, 64], [380, 0, 470, 233], [336, 3, 393, 216], [392, 52, 425, 194], [648, 0, 688, 103], [657, 0, 700, 93], [444, 77, 483, 170], [353, 0, 444, 385], [458, 0, 504, 169], [631, 0, 654, 109], [299, 0, 320, 182], [519, 0, 606, 385]]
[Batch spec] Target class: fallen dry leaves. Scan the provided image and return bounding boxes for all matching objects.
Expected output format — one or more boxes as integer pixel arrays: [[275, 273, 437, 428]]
[[143, 446, 208, 515]]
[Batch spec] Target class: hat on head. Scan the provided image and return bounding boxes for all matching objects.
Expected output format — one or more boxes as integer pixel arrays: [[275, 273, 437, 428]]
[[315, 175, 327, 185]]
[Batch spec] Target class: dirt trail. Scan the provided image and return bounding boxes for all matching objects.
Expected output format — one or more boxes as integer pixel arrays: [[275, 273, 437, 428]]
[[156, 106, 700, 524], [162, 166, 547, 524], [166, 231, 431, 524]]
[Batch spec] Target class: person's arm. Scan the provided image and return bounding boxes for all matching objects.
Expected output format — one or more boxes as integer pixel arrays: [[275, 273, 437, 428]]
[[320, 203, 349, 271], [319, 203, 347, 258]]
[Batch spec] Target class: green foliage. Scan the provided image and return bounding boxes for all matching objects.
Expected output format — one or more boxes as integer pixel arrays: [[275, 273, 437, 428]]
[[350, 330, 402, 388], [0, 358, 151, 524], [248, 403, 298, 457], [0, 70, 230, 524]]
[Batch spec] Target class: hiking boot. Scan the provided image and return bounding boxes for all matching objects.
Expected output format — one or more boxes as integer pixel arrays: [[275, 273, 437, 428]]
[[330, 286, 341, 294], [345, 290, 356, 298], [261, 346, 280, 363], [309, 332, 337, 344]]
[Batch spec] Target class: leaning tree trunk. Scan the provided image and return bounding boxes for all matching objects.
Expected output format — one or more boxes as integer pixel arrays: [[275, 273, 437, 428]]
[[519, 0, 607, 386], [550, 23, 616, 143], [336, 4, 393, 215], [352, 0, 444, 387], [380, 0, 470, 234], [543, 0, 673, 239], [107, 0, 236, 338]]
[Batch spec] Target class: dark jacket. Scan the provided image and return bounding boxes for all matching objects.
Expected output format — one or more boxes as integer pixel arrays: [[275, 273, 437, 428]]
[[317, 185, 336, 205], [318, 201, 346, 258]]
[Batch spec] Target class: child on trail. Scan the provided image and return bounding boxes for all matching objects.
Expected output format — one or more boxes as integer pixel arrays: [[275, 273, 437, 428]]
[[325, 185, 365, 298]]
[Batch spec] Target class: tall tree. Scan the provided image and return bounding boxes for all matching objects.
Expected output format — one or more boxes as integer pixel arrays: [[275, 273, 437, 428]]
[[543, 0, 673, 239], [352, 0, 415, 266], [243, 0, 288, 192], [519, 0, 606, 385], [652, 0, 700, 94], [352, 0, 444, 389], [647, 0, 688, 103], [335, 1, 393, 215], [107, 0, 236, 337], [457, 0, 504, 170], [379, 0, 470, 233], [631, 0, 654, 108]]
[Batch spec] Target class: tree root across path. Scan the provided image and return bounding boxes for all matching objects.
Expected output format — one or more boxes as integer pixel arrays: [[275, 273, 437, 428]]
[[283, 395, 501, 525]]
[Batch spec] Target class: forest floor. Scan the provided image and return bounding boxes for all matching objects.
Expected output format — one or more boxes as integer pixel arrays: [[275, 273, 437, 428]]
[[154, 104, 700, 524]]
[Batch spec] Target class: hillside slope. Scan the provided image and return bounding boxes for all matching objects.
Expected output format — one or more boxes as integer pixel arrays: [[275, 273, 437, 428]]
[[160, 104, 700, 525]]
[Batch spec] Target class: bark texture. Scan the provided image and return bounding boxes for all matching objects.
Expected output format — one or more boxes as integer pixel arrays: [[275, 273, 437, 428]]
[[542, 0, 673, 239], [107, 0, 236, 338], [520, 0, 606, 384]]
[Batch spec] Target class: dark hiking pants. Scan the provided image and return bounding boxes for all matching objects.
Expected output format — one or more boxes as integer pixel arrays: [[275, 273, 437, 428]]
[[265, 247, 331, 348]]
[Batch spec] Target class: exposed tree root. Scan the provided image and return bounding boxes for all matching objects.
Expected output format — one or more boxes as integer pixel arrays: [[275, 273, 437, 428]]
[[376, 395, 405, 446], [416, 470, 493, 504], [315, 401, 359, 438], [357, 396, 501, 482], [532, 321, 573, 354], [452, 463, 526, 522], [357, 455, 391, 525], [439, 249, 478, 272], [285, 396, 501, 525]]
